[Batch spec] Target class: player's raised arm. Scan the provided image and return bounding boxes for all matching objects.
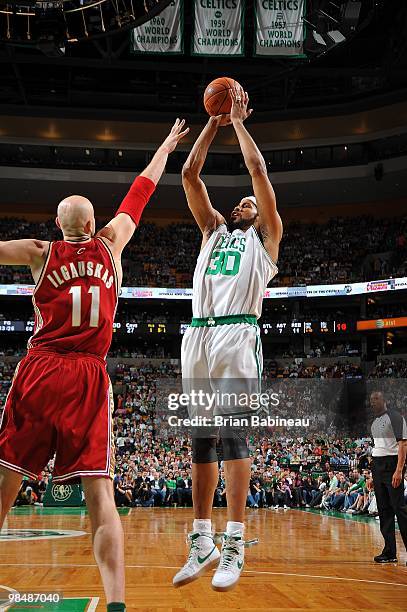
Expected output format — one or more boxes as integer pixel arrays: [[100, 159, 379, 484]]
[[98, 118, 189, 255], [0, 238, 49, 278], [182, 116, 225, 238], [231, 87, 283, 263]]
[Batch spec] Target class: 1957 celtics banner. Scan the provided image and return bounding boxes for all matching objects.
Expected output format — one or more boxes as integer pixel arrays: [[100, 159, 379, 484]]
[[193, 0, 244, 56], [255, 0, 306, 57], [132, 0, 183, 54]]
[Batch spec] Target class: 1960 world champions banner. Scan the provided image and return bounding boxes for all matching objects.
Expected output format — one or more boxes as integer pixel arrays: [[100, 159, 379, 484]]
[[132, 0, 184, 54]]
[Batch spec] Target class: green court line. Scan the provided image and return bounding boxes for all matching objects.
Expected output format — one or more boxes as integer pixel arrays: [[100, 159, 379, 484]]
[[294, 507, 399, 529], [10, 506, 130, 517]]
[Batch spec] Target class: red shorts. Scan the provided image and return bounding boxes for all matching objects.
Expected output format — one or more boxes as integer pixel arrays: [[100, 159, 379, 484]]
[[0, 349, 115, 483]]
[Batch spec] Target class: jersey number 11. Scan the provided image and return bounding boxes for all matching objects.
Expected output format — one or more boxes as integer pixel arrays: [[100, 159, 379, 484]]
[[69, 285, 100, 327]]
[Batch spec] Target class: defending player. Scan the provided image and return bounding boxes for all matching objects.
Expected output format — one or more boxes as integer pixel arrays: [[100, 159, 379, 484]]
[[0, 119, 188, 612], [173, 88, 282, 591]]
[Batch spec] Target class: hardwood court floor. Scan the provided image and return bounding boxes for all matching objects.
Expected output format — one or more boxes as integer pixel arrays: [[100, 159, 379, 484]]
[[1, 506, 407, 611]]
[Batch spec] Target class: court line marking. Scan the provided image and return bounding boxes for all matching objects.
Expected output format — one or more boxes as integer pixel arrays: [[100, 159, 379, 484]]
[[291, 508, 384, 527], [242, 568, 407, 587], [0, 563, 406, 588], [291, 508, 404, 536], [0, 529, 87, 542], [87, 596, 99, 612], [0, 584, 18, 612]]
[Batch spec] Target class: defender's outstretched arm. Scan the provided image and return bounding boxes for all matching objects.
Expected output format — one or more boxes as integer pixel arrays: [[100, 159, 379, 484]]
[[182, 116, 225, 237], [0, 239, 48, 267], [231, 88, 283, 263], [99, 119, 189, 256]]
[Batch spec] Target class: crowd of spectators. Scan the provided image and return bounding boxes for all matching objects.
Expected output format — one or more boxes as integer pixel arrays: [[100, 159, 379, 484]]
[[279, 341, 360, 359], [0, 359, 16, 406], [13, 471, 50, 507], [6, 354, 407, 512], [109, 358, 406, 511], [369, 358, 407, 378], [112, 434, 407, 515], [108, 343, 168, 359], [0, 215, 405, 287], [245, 466, 402, 515], [311, 341, 359, 357], [263, 360, 363, 379], [277, 215, 406, 286]]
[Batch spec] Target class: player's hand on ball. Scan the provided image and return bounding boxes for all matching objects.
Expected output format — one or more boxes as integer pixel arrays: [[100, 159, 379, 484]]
[[211, 114, 231, 127], [162, 118, 190, 153], [230, 86, 253, 123]]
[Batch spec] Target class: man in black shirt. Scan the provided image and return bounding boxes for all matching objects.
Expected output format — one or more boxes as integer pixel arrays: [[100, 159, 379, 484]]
[[370, 391, 407, 564]]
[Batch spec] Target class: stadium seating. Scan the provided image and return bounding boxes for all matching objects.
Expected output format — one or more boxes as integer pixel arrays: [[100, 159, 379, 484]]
[[0, 215, 404, 287]]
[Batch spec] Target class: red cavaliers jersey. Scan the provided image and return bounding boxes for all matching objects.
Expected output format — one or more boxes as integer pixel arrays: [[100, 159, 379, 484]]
[[28, 238, 118, 359]]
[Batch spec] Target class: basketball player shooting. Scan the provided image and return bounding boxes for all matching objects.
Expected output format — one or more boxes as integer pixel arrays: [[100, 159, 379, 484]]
[[0, 119, 188, 612], [173, 87, 282, 591]]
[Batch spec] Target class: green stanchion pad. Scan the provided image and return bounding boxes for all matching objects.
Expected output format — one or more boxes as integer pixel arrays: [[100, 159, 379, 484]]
[[43, 479, 85, 507]]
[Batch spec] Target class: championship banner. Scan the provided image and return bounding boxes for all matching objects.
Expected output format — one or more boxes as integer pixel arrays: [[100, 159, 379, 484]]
[[255, 0, 306, 57], [131, 0, 183, 54], [193, 0, 244, 57]]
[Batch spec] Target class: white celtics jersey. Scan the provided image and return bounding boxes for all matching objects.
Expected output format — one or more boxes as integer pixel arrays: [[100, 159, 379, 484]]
[[192, 224, 278, 318]]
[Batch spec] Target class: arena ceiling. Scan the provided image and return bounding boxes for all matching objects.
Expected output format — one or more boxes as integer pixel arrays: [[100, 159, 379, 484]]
[[1, 154, 406, 215], [0, 1, 406, 121]]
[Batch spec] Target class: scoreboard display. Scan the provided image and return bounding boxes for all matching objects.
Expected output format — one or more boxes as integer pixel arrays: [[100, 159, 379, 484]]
[[0, 320, 33, 332], [116, 322, 173, 334], [0, 319, 355, 336], [261, 320, 354, 335]]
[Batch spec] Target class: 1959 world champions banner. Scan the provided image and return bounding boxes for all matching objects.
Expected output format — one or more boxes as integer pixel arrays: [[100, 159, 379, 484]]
[[193, 0, 244, 56]]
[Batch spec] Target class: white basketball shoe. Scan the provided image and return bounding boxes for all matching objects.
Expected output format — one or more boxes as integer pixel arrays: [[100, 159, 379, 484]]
[[173, 532, 220, 587], [211, 533, 245, 591]]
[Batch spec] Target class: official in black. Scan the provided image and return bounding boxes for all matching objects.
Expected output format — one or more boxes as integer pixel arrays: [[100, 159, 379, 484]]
[[370, 391, 407, 564]]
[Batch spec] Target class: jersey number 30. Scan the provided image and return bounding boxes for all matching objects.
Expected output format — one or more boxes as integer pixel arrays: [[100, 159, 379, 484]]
[[206, 250, 241, 276], [69, 285, 100, 327]]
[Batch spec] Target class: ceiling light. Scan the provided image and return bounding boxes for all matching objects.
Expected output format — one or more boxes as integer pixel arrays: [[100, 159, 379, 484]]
[[312, 31, 326, 45], [327, 30, 346, 44]]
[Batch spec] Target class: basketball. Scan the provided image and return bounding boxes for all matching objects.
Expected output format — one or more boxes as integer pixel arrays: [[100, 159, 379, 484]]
[[203, 77, 241, 124]]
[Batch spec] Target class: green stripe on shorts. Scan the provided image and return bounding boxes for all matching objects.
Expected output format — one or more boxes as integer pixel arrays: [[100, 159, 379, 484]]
[[190, 314, 258, 327]]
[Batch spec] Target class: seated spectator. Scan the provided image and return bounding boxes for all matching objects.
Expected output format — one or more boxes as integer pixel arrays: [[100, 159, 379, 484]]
[[165, 471, 176, 505], [175, 471, 192, 507], [114, 473, 133, 507], [273, 477, 293, 509], [247, 477, 263, 508], [320, 471, 339, 509], [139, 482, 154, 507]]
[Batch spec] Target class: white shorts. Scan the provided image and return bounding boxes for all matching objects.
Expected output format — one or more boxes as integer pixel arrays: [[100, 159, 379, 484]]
[[181, 321, 262, 420]]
